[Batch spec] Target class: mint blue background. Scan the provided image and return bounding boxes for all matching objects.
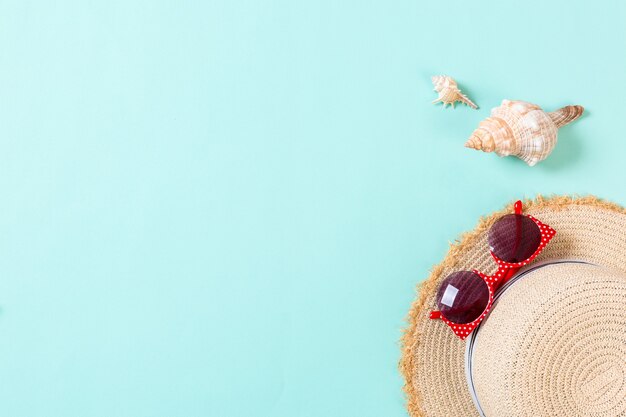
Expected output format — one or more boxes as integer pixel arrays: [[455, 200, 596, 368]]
[[0, 1, 625, 416]]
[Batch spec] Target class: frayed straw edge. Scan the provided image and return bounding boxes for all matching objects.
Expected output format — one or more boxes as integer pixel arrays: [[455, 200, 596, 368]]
[[398, 195, 626, 417]]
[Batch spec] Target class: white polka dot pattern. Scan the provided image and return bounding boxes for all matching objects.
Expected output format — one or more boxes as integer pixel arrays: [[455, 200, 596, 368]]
[[433, 210, 557, 340]]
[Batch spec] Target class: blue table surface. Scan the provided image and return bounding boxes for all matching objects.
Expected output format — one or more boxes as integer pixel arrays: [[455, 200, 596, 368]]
[[1, 1, 625, 416]]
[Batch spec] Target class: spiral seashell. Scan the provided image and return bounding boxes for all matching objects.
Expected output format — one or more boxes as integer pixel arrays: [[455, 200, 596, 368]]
[[431, 75, 478, 109], [465, 100, 584, 166]]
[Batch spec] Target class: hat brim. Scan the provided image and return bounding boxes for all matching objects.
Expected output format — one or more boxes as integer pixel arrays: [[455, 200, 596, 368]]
[[399, 195, 626, 417]]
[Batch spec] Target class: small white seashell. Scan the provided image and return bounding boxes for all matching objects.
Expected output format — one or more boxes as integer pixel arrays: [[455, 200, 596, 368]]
[[431, 75, 478, 109], [465, 100, 584, 166]]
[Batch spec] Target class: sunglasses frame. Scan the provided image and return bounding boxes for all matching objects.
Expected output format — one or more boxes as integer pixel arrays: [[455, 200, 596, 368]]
[[429, 201, 556, 340]]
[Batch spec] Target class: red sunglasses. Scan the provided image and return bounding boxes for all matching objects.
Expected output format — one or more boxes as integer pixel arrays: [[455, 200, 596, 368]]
[[429, 201, 556, 340]]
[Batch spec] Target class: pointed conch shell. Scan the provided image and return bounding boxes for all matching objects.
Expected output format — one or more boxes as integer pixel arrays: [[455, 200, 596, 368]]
[[431, 75, 477, 109], [465, 100, 584, 166]]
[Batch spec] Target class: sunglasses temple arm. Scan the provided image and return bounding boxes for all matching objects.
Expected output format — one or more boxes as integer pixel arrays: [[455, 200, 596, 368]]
[[429, 311, 442, 320], [494, 267, 521, 291]]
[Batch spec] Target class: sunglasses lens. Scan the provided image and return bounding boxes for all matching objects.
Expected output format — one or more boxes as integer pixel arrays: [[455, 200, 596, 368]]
[[488, 214, 541, 263], [436, 271, 489, 324]]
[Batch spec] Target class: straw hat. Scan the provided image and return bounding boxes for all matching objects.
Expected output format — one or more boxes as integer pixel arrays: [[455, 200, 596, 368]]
[[400, 196, 626, 417]]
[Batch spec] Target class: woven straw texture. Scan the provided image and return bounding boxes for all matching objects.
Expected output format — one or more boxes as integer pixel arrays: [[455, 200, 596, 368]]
[[473, 263, 626, 417], [400, 196, 626, 417]]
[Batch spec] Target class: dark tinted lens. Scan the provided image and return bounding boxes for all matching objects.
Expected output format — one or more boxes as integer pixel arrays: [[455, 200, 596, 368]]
[[488, 214, 541, 263], [436, 271, 489, 324]]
